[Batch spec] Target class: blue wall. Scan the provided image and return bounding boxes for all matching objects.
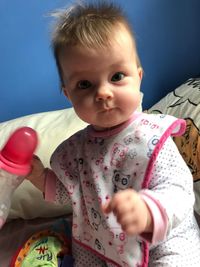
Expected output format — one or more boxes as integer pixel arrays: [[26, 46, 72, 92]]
[[1, 0, 200, 122]]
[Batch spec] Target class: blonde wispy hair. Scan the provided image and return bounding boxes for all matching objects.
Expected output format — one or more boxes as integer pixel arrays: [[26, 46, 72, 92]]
[[50, 1, 141, 86]]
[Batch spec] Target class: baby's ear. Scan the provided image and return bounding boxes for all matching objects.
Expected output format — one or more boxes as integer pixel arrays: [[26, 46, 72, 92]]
[[138, 67, 143, 81], [62, 86, 70, 100]]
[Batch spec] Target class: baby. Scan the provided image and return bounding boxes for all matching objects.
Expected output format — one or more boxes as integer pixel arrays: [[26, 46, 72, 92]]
[[27, 1, 200, 266]]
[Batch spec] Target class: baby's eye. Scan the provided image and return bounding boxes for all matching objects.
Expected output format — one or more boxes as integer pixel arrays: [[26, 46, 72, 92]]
[[77, 80, 92, 89], [111, 72, 125, 82]]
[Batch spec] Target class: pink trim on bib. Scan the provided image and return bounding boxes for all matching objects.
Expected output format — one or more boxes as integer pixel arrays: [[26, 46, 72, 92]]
[[142, 119, 186, 189]]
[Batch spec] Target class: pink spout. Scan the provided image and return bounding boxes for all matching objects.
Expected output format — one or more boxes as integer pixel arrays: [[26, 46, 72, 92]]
[[0, 127, 38, 175]]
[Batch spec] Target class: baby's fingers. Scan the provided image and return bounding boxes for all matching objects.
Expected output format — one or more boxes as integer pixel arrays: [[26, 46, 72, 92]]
[[101, 200, 113, 214]]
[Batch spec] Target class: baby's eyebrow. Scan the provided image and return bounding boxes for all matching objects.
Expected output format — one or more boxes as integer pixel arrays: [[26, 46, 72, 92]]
[[110, 61, 124, 67], [67, 71, 91, 83], [67, 72, 83, 83], [110, 61, 129, 69]]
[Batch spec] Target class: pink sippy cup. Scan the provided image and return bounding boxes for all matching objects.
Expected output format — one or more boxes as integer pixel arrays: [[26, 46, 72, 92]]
[[0, 127, 38, 228]]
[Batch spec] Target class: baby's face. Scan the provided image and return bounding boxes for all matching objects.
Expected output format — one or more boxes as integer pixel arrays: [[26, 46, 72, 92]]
[[60, 26, 142, 130]]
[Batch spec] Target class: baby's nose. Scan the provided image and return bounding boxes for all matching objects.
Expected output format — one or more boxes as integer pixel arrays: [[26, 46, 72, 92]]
[[95, 86, 113, 101]]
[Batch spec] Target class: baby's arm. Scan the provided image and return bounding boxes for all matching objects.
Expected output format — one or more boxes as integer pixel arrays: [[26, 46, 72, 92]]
[[102, 137, 194, 244], [26, 155, 46, 192], [141, 137, 195, 239], [26, 154, 70, 205]]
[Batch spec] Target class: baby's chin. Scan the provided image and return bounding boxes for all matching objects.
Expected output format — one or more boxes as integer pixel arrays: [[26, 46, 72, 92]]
[[86, 112, 133, 130], [93, 120, 127, 131]]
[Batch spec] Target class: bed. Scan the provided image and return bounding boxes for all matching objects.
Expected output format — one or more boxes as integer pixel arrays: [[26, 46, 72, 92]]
[[0, 1, 200, 266]]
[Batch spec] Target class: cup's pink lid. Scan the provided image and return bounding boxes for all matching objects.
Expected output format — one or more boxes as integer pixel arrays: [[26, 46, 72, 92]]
[[0, 127, 38, 175]]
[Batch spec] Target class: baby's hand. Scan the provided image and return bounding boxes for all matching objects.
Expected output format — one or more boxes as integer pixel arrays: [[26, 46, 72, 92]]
[[102, 189, 153, 235], [26, 155, 44, 180], [26, 154, 45, 191]]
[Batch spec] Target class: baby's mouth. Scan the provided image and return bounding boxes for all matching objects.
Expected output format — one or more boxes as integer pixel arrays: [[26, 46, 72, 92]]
[[101, 107, 114, 112], [101, 103, 114, 111]]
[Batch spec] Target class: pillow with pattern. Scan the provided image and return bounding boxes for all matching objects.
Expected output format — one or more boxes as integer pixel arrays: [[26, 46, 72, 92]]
[[148, 77, 200, 215]]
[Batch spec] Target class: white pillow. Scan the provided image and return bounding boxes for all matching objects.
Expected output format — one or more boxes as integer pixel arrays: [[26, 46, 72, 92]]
[[0, 108, 88, 219]]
